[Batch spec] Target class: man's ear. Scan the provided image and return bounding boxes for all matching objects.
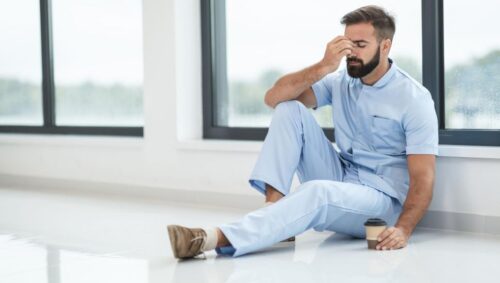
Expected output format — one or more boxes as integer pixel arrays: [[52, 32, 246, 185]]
[[382, 38, 392, 54]]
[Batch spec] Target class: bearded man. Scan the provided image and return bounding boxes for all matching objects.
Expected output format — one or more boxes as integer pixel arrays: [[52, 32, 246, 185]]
[[168, 5, 438, 259]]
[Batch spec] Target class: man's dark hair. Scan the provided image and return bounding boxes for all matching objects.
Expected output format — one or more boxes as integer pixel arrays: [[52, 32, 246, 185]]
[[341, 5, 396, 41]]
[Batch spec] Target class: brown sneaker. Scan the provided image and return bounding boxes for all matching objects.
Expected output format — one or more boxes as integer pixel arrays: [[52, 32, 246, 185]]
[[167, 225, 207, 259]]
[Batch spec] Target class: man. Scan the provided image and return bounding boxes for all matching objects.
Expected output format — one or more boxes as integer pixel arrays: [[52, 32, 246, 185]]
[[168, 5, 438, 259]]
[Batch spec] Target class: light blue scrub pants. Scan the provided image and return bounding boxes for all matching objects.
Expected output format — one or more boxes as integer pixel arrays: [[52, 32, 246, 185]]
[[218, 101, 402, 257]]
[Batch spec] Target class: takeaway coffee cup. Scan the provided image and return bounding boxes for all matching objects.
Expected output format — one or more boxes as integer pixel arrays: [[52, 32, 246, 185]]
[[364, 218, 387, 250]]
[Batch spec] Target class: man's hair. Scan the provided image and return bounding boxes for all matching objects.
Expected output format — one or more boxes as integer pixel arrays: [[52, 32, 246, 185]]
[[341, 5, 396, 41]]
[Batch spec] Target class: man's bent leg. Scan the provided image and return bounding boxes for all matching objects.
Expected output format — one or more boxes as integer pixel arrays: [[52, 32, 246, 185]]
[[265, 184, 284, 203], [249, 101, 344, 198]]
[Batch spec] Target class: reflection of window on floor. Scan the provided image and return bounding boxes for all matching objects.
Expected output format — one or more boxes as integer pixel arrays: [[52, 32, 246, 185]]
[[0, 235, 48, 283], [59, 250, 148, 283], [0, 235, 148, 283]]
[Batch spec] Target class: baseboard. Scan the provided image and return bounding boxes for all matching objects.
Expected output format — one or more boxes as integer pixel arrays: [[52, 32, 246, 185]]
[[420, 210, 500, 235], [1, 173, 498, 235], [0, 173, 262, 211]]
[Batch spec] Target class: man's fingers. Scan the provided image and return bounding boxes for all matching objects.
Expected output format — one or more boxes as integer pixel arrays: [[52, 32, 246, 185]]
[[328, 39, 354, 51], [339, 49, 352, 58], [333, 42, 354, 54], [377, 234, 395, 249], [391, 238, 407, 249], [377, 227, 394, 242], [330, 35, 349, 44], [376, 228, 396, 249], [373, 227, 409, 250], [385, 238, 400, 250], [329, 42, 354, 59]]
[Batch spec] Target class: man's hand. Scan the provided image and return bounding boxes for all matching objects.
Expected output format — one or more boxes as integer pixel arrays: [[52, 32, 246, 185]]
[[376, 226, 410, 250], [320, 36, 354, 73], [373, 155, 435, 251]]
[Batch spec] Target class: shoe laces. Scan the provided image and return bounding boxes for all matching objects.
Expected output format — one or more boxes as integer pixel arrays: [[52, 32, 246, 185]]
[[190, 235, 207, 260]]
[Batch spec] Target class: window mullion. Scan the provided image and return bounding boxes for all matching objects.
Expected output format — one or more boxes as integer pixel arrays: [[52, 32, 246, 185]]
[[40, 0, 56, 128], [421, 0, 444, 129]]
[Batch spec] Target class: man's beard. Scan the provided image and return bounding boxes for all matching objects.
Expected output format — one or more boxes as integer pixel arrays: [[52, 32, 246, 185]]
[[346, 47, 381, 78]]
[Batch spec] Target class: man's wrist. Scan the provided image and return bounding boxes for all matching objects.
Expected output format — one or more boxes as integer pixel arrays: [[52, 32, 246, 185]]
[[314, 61, 335, 78], [395, 224, 413, 236]]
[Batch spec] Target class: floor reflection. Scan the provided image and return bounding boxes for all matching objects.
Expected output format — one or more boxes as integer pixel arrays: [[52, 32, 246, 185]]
[[169, 232, 424, 283], [0, 234, 148, 283]]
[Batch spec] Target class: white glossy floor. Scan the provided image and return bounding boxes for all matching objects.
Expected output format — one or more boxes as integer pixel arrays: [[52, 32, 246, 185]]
[[1, 187, 500, 283]]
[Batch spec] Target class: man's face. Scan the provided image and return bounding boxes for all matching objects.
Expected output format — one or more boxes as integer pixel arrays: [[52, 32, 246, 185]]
[[344, 23, 381, 78]]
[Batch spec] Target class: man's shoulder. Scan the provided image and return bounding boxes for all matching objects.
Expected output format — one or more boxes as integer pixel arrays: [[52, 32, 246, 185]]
[[392, 66, 431, 100]]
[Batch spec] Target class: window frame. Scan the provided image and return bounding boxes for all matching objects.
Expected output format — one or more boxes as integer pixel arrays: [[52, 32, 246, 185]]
[[0, 0, 143, 137], [201, 0, 334, 141], [422, 0, 499, 146], [202, 0, 500, 146]]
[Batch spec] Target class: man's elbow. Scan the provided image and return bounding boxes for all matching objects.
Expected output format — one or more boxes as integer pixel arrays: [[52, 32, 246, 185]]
[[264, 89, 276, 108]]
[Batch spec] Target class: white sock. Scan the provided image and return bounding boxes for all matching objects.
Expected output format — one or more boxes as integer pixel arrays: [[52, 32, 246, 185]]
[[264, 201, 274, 207], [201, 228, 218, 251]]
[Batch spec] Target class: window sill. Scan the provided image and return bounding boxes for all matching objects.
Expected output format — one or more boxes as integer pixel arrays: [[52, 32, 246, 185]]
[[176, 139, 263, 153], [0, 133, 144, 148], [176, 139, 500, 159]]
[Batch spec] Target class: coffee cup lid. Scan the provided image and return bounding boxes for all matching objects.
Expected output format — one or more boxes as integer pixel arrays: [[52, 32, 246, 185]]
[[364, 218, 387, 226]]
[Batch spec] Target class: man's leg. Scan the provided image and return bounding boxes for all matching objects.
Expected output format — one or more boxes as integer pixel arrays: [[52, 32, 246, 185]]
[[217, 180, 402, 257], [167, 101, 347, 259], [249, 100, 344, 200], [265, 184, 284, 203], [167, 170, 401, 259]]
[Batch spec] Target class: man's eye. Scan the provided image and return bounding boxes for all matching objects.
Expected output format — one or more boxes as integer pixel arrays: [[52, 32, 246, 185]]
[[357, 44, 366, 48]]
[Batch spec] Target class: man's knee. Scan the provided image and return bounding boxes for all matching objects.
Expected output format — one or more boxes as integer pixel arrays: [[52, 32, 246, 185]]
[[295, 180, 331, 201], [273, 100, 306, 120], [296, 180, 347, 204]]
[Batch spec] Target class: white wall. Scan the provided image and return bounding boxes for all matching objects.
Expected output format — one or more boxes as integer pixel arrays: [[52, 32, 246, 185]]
[[1, 0, 499, 217]]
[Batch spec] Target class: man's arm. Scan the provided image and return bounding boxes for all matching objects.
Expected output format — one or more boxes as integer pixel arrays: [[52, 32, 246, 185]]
[[264, 36, 354, 109], [264, 63, 327, 109], [376, 154, 436, 250]]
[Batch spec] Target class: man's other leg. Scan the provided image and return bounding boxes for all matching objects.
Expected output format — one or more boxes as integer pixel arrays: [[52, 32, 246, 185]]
[[249, 100, 344, 201]]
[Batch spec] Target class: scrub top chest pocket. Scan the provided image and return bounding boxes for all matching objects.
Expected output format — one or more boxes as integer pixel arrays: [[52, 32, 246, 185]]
[[369, 115, 406, 155]]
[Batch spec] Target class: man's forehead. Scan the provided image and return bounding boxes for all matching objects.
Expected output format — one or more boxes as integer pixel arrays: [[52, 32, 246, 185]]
[[344, 23, 377, 41]]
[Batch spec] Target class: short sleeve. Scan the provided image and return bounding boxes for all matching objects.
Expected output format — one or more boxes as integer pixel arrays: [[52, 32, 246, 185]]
[[311, 73, 334, 108], [403, 92, 439, 155]]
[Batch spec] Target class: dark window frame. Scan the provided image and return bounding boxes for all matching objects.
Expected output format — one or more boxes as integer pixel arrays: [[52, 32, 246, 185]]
[[0, 0, 143, 137], [202, 0, 500, 146]]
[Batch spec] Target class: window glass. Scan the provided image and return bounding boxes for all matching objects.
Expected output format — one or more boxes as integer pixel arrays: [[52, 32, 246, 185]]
[[444, 0, 500, 129], [52, 0, 143, 127], [0, 0, 43, 125], [221, 0, 422, 128]]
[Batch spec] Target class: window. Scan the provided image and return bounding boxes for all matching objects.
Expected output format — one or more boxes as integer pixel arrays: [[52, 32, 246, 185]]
[[423, 0, 499, 145], [0, 0, 143, 136], [52, 0, 143, 127], [0, 0, 43, 126], [203, 0, 500, 145], [443, 0, 499, 130]]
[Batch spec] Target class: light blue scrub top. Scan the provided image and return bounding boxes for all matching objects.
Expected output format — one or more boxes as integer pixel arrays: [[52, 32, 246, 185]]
[[311, 60, 439, 205]]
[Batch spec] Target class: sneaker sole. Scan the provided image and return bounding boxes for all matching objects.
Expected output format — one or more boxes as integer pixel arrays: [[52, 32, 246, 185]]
[[167, 225, 180, 259]]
